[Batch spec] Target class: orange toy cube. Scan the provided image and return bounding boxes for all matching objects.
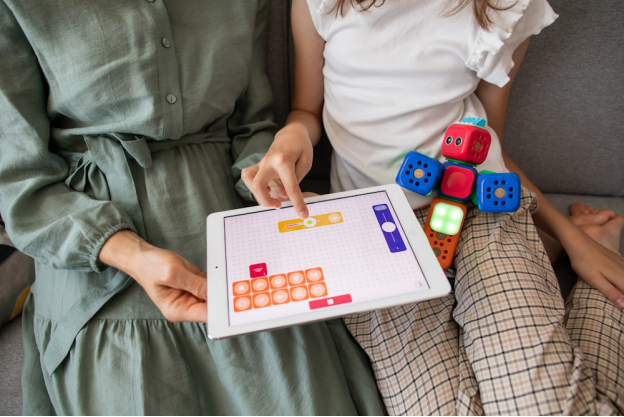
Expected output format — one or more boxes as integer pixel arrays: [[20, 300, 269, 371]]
[[424, 198, 467, 270]]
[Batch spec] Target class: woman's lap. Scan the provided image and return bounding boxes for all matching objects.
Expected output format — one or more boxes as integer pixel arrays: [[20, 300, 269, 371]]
[[23, 289, 385, 415], [22, 143, 386, 415]]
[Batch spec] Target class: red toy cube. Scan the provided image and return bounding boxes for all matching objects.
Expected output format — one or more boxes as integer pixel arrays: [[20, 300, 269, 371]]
[[437, 162, 477, 202], [441, 123, 492, 165]]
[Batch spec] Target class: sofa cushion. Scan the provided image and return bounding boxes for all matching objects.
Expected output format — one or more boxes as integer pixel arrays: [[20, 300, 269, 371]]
[[0, 315, 24, 416], [0, 224, 35, 329], [504, 0, 624, 197]]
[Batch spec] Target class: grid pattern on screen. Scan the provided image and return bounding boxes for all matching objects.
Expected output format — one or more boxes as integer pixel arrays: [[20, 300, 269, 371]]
[[223, 191, 429, 327]]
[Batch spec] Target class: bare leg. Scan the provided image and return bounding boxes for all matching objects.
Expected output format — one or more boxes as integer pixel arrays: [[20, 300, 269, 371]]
[[568, 203, 624, 254]]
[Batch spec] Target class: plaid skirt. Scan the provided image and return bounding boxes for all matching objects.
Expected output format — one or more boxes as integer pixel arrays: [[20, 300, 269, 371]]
[[345, 188, 624, 415]]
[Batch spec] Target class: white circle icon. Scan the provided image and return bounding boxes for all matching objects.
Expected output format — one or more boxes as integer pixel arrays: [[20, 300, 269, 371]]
[[289, 273, 304, 285], [328, 213, 342, 223], [253, 279, 268, 291], [235, 297, 250, 310], [254, 294, 270, 307], [273, 290, 288, 304], [306, 269, 322, 281], [303, 217, 318, 227], [292, 288, 308, 300], [381, 222, 396, 233], [310, 284, 325, 296], [271, 276, 286, 287]]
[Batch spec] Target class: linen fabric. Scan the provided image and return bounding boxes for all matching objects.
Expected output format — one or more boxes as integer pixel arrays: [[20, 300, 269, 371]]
[[0, 1, 386, 414]]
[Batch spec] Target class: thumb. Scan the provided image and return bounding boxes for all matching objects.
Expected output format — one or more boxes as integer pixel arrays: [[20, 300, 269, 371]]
[[176, 270, 208, 301]]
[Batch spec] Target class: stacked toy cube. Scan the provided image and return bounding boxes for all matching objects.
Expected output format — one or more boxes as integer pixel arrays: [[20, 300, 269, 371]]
[[396, 118, 520, 270]]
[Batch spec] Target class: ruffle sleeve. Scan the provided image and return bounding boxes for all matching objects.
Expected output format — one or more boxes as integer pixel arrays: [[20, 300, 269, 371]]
[[467, 0, 558, 87], [306, 0, 338, 40]]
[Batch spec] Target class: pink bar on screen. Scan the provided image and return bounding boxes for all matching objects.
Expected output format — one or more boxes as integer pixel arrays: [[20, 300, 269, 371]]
[[309, 294, 352, 310]]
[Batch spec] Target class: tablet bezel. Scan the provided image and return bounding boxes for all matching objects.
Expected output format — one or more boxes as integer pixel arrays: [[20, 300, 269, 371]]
[[206, 184, 451, 339]]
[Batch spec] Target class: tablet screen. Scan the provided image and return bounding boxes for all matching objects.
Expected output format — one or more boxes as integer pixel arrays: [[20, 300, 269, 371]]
[[223, 190, 429, 327]]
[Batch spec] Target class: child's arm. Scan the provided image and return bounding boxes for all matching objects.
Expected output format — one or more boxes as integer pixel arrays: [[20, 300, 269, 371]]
[[242, 0, 325, 219], [476, 39, 624, 308]]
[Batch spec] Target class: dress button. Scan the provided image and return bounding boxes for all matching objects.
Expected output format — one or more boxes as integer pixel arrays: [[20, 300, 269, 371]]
[[166, 94, 177, 104], [161, 38, 171, 48]]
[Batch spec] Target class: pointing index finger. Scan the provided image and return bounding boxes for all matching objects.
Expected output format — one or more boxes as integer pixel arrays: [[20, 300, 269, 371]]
[[276, 165, 309, 219]]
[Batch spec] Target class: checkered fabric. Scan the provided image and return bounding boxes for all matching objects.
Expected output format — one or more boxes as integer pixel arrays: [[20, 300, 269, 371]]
[[345, 188, 624, 415]]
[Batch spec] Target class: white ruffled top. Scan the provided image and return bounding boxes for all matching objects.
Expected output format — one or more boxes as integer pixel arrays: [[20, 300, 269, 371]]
[[307, 0, 558, 209]]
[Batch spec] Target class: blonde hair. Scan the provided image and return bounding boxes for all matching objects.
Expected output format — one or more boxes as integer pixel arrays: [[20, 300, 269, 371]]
[[330, 0, 515, 30]]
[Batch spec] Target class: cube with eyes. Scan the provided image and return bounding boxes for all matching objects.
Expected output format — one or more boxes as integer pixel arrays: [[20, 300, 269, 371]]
[[441, 123, 492, 165]]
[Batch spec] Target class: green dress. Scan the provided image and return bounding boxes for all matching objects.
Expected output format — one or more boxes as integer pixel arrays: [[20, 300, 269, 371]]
[[0, 1, 386, 414]]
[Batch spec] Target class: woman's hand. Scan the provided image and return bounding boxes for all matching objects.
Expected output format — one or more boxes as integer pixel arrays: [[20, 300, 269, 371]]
[[100, 230, 207, 322], [242, 123, 314, 218], [563, 224, 624, 308]]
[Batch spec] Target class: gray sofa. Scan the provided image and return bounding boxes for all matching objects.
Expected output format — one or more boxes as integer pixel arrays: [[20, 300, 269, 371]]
[[1, 0, 622, 415]]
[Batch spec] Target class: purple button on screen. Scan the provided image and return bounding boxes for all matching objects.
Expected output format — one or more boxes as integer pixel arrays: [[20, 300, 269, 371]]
[[373, 204, 406, 253]]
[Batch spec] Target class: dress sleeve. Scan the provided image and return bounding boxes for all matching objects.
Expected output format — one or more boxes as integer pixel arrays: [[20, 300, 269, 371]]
[[229, 0, 279, 202], [0, 1, 136, 272], [467, 0, 558, 87]]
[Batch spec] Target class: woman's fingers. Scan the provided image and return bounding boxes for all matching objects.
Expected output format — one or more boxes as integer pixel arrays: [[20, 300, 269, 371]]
[[184, 301, 208, 323], [162, 293, 207, 323], [175, 269, 208, 301]]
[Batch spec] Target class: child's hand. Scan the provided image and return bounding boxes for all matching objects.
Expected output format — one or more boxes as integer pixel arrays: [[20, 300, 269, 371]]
[[566, 226, 624, 308], [242, 124, 314, 218]]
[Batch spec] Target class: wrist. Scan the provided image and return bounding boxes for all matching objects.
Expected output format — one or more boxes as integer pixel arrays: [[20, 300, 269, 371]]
[[276, 122, 312, 144], [99, 229, 152, 277]]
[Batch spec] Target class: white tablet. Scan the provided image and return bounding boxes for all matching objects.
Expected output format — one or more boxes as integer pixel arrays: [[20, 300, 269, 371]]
[[206, 184, 451, 339]]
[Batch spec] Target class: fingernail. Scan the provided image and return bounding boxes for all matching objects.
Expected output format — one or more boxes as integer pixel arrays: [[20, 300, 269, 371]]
[[299, 211, 308, 219], [616, 297, 624, 309]]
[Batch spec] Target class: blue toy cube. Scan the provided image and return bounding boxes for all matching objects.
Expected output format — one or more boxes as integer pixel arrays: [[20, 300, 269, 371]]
[[396, 151, 443, 196], [475, 173, 521, 212]]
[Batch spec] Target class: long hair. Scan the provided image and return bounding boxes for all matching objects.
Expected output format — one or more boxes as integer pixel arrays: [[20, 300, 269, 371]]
[[330, 0, 515, 30]]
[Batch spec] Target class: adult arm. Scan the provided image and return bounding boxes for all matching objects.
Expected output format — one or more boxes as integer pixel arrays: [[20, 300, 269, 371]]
[[0, 2, 207, 323], [102, 1, 285, 323], [0, 1, 136, 273]]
